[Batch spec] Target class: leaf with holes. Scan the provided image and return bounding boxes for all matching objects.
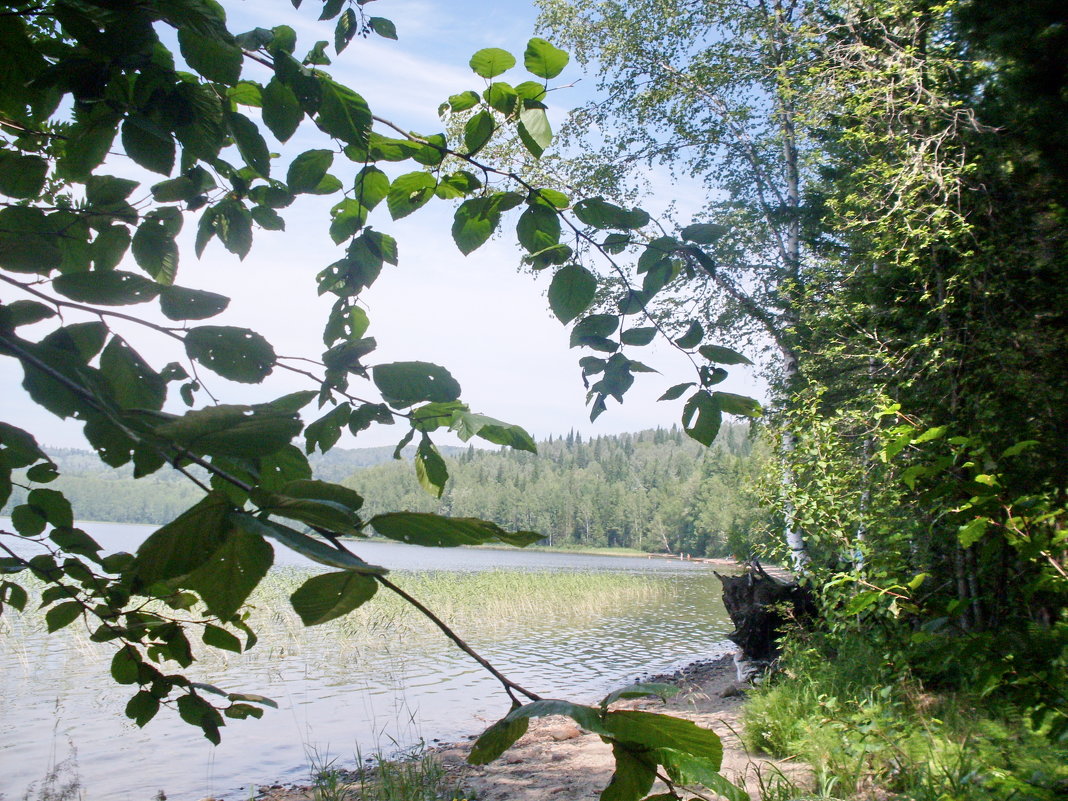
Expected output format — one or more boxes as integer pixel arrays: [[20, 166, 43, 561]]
[[372, 361, 461, 408], [184, 326, 275, 383]]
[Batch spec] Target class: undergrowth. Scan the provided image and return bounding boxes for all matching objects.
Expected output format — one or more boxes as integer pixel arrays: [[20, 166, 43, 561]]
[[307, 744, 470, 801], [741, 633, 1068, 801]]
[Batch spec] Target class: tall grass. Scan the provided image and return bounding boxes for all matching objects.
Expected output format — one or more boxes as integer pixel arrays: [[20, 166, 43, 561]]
[[306, 744, 468, 801], [1, 568, 666, 676], [741, 634, 1068, 801]]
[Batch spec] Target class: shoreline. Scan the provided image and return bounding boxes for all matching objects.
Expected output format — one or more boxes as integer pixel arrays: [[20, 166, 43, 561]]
[[252, 653, 810, 801]]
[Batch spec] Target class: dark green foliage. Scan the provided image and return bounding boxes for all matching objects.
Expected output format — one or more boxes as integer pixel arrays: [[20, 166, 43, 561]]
[[350, 425, 768, 557]]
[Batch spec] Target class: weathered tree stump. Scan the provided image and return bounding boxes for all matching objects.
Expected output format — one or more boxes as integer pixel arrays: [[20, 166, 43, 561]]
[[716, 561, 816, 664]]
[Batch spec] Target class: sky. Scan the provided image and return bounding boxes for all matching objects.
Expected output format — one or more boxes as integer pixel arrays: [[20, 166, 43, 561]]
[[0, 0, 765, 454]]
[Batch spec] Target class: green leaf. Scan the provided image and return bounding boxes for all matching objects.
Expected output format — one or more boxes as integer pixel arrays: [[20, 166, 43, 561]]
[[287, 149, 334, 193], [11, 504, 46, 536], [371, 513, 542, 548], [233, 515, 386, 575], [373, 361, 461, 408], [603, 744, 656, 801], [132, 218, 180, 284], [61, 110, 120, 181], [290, 571, 378, 625], [603, 710, 723, 766], [179, 28, 242, 84], [549, 264, 597, 325], [620, 327, 657, 346], [183, 526, 274, 619], [27, 488, 72, 528], [362, 133, 423, 162], [251, 205, 285, 230], [485, 82, 518, 115], [125, 691, 160, 728], [680, 223, 728, 244], [573, 198, 649, 230], [184, 326, 276, 383], [682, 391, 722, 447], [227, 81, 263, 107], [524, 244, 573, 270], [0, 151, 48, 199], [159, 286, 230, 321], [305, 403, 352, 454], [570, 314, 619, 348], [415, 436, 449, 498], [698, 344, 752, 365], [52, 271, 161, 306], [712, 392, 761, 417], [203, 624, 243, 652], [262, 77, 302, 142], [523, 37, 569, 79], [659, 382, 695, 401], [177, 693, 223, 744], [227, 112, 271, 177], [451, 192, 524, 255], [153, 405, 301, 457], [469, 714, 530, 765], [134, 494, 231, 584], [353, 166, 389, 210], [447, 90, 481, 112], [657, 751, 747, 801], [386, 171, 436, 220], [212, 199, 254, 259], [122, 116, 175, 176], [334, 8, 358, 53], [516, 204, 561, 253], [463, 110, 496, 155], [92, 225, 132, 270], [502, 699, 608, 735], [435, 171, 481, 200], [100, 337, 165, 410], [958, 518, 989, 547], [0, 207, 61, 273], [254, 492, 360, 534], [469, 48, 516, 79], [45, 600, 81, 632], [317, 79, 372, 148], [368, 17, 398, 40], [450, 412, 537, 454], [674, 321, 703, 349], [517, 106, 552, 158], [329, 198, 368, 243], [515, 81, 547, 102], [111, 646, 141, 684]]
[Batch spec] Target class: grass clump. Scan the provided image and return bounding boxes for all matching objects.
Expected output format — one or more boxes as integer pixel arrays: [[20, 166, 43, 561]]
[[741, 634, 1068, 801], [307, 745, 470, 801]]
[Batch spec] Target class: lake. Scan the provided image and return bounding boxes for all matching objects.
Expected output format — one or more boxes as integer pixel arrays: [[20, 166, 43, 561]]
[[0, 519, 738, 800]]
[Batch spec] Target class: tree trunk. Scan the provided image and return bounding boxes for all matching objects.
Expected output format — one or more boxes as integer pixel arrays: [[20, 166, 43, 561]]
[[716, 561, 816, 663]]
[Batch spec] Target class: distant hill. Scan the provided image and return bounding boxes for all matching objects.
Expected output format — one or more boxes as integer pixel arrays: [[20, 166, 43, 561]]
[[4, 427, 770, 557], [2, 442, 464, 525]]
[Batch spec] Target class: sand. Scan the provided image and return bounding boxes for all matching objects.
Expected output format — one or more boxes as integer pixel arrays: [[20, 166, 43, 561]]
[[251, 654, 809, 801]]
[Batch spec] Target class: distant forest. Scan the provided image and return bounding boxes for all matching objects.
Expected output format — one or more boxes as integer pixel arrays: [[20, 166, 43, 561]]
[[349, 424, 769, 556], [4, 424, 768, 558]]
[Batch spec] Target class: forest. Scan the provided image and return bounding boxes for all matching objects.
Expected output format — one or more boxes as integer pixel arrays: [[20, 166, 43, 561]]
[[3, 424, 767, 557], [350, 424, 766, 556], [0, 0, 1065, 799]]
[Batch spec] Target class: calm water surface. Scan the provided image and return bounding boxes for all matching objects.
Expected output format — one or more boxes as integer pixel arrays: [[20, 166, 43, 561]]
[[0, 519, 736, 800]]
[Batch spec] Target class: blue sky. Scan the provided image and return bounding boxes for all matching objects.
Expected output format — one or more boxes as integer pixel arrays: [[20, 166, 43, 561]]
[[0, 0, 764, 453]]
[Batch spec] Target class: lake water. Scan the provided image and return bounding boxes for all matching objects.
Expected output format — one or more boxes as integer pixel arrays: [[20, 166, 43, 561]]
[[0, 519, 737, 800]]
